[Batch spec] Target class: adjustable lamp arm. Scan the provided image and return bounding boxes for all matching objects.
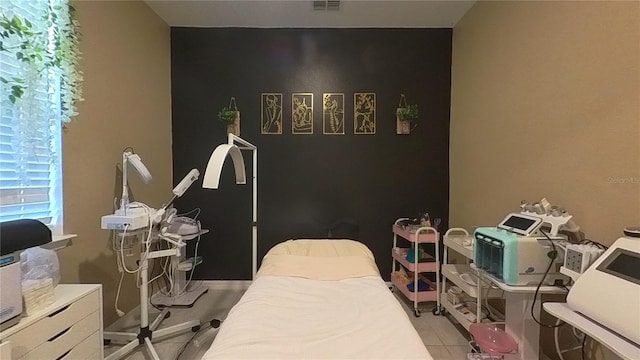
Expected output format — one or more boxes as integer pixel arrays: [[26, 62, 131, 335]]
[[120, 151, 153, 211], [121, 151, 130, 210], [202, 145, 246, 189], [227, 134, 258, 278], [202, 135, 258, 279], [227, 133, 257, 150]]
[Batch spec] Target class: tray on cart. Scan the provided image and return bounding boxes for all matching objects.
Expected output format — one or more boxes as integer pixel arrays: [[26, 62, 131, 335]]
[[392, 248, 438, 272], [392, 225, 438, 243], [391, 272, 438, 303]]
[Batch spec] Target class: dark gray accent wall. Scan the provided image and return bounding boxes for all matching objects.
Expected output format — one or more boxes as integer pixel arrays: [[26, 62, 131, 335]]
[[171, 28, 451, 280]]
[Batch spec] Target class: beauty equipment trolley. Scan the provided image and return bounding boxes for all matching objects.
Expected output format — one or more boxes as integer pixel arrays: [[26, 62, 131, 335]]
[[391, 218, 440, 317], [439, 228, 503, 331], [151, 229, 210, 307]]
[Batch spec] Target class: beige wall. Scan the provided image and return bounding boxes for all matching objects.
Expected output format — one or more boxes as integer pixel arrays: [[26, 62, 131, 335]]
[[451, 1, 639, 359], [451, 1, 640, 245], [60, 1, 171, 326]]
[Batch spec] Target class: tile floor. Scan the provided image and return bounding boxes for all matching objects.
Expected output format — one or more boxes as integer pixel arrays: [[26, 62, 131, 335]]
[[104, 282, 472, 360]]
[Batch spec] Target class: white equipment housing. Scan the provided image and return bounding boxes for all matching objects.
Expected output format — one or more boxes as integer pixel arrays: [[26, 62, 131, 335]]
[[101, 212, 149, 231], [0, 253, 21, 330], [173, 169, 200, 197], [567, 236, 640, 346]]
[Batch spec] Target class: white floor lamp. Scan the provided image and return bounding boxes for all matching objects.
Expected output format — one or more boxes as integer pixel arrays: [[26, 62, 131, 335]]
[[202, 133, 258, 278]]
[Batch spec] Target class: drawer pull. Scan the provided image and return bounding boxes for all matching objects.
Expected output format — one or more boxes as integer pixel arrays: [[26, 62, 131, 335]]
[[56, 349, 72, 360], [48, 327, 71, 342], [49, 305, 71, 317]]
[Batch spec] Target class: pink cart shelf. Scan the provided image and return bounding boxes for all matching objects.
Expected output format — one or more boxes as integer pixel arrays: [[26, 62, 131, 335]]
[[392, 248, 438, 273], [392, 224, 438, 243], [391, 272, 438, 302]]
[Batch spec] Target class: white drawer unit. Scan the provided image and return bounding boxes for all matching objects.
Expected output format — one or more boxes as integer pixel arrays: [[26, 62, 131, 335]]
[[0, 284, 103, 360]]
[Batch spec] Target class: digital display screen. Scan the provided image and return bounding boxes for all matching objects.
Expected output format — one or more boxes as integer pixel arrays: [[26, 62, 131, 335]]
[[502, 216, 536, 231], [605, 252, 640, 283]]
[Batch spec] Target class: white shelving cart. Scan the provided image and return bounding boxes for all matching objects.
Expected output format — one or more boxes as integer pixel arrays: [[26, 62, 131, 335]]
[[391, 218, 440, 317], [439, 228, 503, 331]]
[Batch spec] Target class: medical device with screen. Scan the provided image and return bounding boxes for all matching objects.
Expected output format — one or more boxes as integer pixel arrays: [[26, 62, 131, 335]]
[[568, 237, 640, 346], [475, 210, 571, 286], [597, 248, 640, 285], [497, 213, 542, 236]]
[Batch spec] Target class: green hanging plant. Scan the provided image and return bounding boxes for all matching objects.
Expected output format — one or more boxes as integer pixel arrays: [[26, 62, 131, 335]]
[[218, 106, 238, 126], [0, 2, 83, 124], [51, 3, 84, 123], [397, 104, 419, 122], [0, 15, 36, 103]]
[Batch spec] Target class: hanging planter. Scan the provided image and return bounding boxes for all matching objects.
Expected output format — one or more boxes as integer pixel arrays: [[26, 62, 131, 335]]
[[396, 94, 418, 135], [218, 97, 240, 136]]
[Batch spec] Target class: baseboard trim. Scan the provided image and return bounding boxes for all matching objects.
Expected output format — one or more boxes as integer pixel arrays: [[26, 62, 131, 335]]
[[201, 280, 252, 290]]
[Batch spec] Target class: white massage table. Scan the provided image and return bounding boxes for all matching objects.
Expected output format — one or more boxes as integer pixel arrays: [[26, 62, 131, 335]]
[[203, 239, 432, 359]]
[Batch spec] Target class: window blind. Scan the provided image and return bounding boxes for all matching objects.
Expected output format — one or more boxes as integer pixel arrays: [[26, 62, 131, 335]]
[[0, 0, 64, 235]]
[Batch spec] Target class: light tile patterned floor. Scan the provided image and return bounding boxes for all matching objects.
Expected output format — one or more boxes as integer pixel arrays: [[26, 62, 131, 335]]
[[105, 283, 472, 360]]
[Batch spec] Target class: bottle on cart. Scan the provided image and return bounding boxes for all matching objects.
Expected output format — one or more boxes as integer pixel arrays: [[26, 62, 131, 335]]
[[419, 212, 431, 227]]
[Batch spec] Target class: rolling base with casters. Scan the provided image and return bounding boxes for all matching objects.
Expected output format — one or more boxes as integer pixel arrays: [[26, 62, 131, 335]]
[[104, 242, 202, 360], [210, 319, 221, 328], [104, 308, 200, 360]]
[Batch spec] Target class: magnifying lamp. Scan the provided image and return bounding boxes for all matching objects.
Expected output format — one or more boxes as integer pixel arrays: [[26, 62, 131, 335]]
[[120, 151, 153, 212], [202, 144, 246, 189]]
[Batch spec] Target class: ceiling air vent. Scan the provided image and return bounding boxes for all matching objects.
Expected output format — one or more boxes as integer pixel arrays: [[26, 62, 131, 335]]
[[313, 0, 340, 11]]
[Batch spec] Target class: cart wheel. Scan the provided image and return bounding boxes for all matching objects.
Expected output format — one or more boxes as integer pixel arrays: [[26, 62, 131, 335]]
[[432, 307, 441, 316], [192, 325, 201, 332], [210, 319, 221, 328], [164, 311, 171, 319], [414, 309, 421, 317]]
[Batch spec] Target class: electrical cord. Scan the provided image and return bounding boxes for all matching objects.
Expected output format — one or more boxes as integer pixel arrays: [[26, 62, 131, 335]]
[[152, 207, 204, 299], [483, 285, 505, 322], [148, 242, 166, 311], [581, 239, 608, 250], [582, 335, 588, 359], [117, 203, 154, 276], [466, 268, 503, 321], [175, 317, 223, 360], [573, 326, 584, 341], [555, 318, 566, 360], [175, 330, 199, 360], [531, 229, 565, 328], [177, 207, 201, 219], [113, 224, 130, 317], [112, 202, 155, 316]]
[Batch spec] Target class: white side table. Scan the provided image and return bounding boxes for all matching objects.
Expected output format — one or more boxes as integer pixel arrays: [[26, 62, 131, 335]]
[[544, 302, 640, 360]]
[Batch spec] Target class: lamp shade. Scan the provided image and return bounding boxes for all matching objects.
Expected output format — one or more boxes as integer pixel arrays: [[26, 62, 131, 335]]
[[127, 153, 153, 184], [202, 144, 247, 189]]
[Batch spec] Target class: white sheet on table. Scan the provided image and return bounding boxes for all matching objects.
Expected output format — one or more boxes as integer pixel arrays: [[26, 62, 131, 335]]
[[203, 275, 432, 360]]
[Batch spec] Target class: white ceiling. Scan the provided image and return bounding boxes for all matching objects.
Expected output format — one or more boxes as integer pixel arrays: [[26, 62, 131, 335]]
[[144, 0, 476, 28]]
